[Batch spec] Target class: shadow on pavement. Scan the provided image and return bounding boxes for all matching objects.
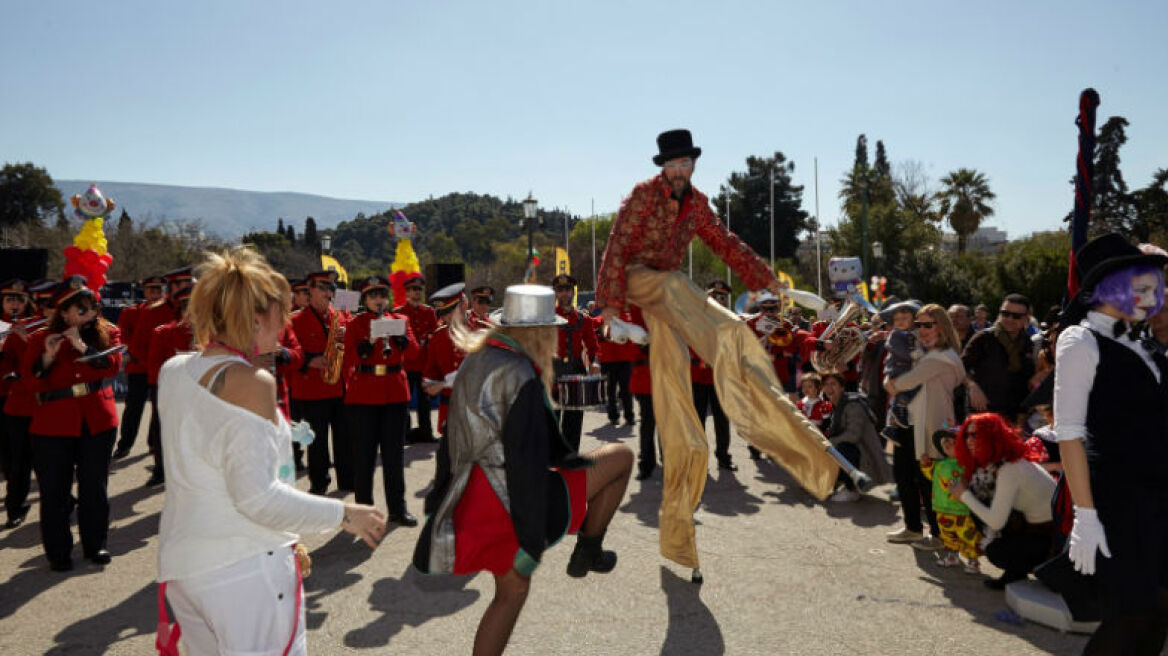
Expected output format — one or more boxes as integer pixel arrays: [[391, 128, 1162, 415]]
[[914, 551, 1088, 654], [45, 581, 156, 655], [659, 566, 723, 655], [619, 478, 660, 528], [700, 469, 764, 517], [753, 459, 817, 508], [404, 442, 438, 469], [0, 560, 70, 620], [587, 422, 634, 443], [823, 491, 899, 528], [304, 531, 380, 630], [109, 510, 160, 558], [344, 566, 480, 649]]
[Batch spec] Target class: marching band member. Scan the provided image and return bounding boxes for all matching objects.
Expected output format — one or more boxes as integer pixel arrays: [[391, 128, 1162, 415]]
[[467, 285, 495, 330], [1, 279, 37, 528], [692, 281, 735, 471], [290, 278, 309, 312], [23, 276, 123, 570], [289, 270, 351, 496], [343, 275, 420, 525], [551, 274, 601, 452], [131, 267, 195, 486], [147, 287, 195, 393], [113, 275, 164, 459], [394, 272, 438, 444], [421, 283, 469, 437]]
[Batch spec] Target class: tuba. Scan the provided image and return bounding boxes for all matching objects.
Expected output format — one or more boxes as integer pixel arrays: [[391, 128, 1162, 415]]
[[322, 310, 344, 385], [810, 300, 865, 374]]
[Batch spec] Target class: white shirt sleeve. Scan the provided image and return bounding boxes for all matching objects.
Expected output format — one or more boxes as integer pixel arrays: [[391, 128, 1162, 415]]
[[215, 416, 345, 535], [1053, 325, 1098, 442], [960, 461, 1024, 531]]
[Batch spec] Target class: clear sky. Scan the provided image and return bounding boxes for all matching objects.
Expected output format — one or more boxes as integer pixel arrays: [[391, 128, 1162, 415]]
[[3, 1, 1166, 238]]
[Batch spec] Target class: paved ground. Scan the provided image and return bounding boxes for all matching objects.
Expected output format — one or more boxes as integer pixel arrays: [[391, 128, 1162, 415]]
[[0, 403, 1089, 655]]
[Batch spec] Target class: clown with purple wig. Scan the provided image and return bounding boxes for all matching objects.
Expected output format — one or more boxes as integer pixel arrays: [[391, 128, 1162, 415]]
[[1052, 232, 1168, 654]]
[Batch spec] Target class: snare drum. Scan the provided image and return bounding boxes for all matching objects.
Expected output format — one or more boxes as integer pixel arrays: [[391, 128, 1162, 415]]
[[555, 374, 607, 410]]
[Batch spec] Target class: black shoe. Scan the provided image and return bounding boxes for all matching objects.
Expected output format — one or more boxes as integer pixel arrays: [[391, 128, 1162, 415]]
[[389, 511, 418, 527], [112, 446, 131, 459], [294, 460, 307, 473], [718, 460, 738, 472], [748, 447, 762, 460], [49, 558, 74, 572], [608, 416, 620, 425], [5, 507, 29, 529], [635, 466, 654, 481], [624, 416, 636, 426], [144, 471, 165, 487], [308, 485, 328, 496], [566, 534, 617, 578], [86, 549, 112, 565]]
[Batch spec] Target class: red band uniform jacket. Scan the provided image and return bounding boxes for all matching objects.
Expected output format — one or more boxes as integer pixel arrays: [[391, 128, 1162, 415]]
[[289, 306, 348, 401], [555, 306, 600, 368], [422, 322, 465, 433], [147, 321, 194, 386], [275, 323, 304, 421], [342, 310, 418, 405], [129, 300, 181, 381], [117, 302, 148, 375], [22, 325, 123, 437], [393, 303, 437, 374], [1, 318, 45, 418]]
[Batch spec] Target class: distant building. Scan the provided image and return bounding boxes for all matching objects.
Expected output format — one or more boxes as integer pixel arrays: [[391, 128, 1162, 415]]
[[942, 226, 1008, 253]]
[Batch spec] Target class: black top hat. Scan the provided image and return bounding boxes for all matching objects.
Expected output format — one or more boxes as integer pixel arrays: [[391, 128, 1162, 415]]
[[706, 279, 731, 294], [653, 129, 702, 166], [551, 274, 577, 288], [1076, 232, 1168, 295]]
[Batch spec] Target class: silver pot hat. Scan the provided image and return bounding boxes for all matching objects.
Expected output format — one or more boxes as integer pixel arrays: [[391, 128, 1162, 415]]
[[489, 284, 568, 327]]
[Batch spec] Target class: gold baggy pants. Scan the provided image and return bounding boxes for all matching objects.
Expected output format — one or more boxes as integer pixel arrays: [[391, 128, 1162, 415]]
[[627, 266, 839, 568]]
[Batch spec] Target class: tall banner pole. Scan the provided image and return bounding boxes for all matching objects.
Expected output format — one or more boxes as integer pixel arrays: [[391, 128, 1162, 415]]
[[590, 198, 596, 290], [815, 156, 822, 297], [1067, 88, 1100, 301]]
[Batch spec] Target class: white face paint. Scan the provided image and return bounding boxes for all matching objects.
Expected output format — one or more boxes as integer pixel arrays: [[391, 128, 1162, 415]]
[[1130, 272, 1160, 321]]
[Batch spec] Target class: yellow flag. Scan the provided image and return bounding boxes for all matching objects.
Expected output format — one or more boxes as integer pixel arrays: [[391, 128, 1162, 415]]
[[320, 254, 349, 284], [555, 247, 576, 306], [775, 270, 795, 310]]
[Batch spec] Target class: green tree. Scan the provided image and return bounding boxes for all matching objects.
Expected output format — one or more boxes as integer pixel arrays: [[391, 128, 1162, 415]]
[[1130, 168, 1168, 243], [937, 168, 996, 254], [715, 152, 808, 264], [303, 217, 319, 254], [0, 162, 64, 227], [1089, 117, 1135, 237]]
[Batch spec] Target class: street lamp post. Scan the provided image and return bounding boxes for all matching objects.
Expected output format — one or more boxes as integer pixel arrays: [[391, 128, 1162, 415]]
[[520, 193, 540, 282], [320, 233, 332, 254]]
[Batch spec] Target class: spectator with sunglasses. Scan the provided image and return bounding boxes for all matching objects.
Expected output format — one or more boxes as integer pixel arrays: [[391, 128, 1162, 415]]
[[22, 276, 123, 570], [961, 294, 1036, 424], [884, 303, 966, 550]]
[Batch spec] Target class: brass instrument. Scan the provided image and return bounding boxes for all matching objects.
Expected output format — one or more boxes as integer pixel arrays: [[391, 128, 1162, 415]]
[[322, 311, 344, 385], [810, 300, 865, 374], [0, 317, 47, 339]]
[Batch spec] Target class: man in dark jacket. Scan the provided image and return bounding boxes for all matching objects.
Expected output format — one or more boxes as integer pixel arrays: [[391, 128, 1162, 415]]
[[961, 293, 1036, 424]]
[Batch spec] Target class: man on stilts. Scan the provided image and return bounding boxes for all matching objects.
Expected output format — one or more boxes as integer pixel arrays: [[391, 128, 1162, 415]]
[[596, 129, 849, 582]]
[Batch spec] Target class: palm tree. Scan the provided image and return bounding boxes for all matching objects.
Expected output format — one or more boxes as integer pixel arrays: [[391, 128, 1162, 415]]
[[936, 168, 996, 254]]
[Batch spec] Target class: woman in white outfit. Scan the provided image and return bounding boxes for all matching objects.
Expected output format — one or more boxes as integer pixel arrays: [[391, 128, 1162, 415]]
[[156, 247, 386, 655]]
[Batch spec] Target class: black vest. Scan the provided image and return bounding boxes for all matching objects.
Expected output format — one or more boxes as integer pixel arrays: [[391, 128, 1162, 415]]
[[1083, 330, 1168, 485]]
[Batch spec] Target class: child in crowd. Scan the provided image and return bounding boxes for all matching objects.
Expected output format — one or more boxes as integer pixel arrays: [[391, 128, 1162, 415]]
[[881, 302, 923, 440], [796, 373, 832, 430], [922, 429, 982, 573]]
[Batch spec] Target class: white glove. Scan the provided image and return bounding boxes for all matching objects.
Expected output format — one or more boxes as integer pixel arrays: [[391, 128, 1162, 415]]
[[1068, 506, 1111, 575], [608, 317, 649, 345]]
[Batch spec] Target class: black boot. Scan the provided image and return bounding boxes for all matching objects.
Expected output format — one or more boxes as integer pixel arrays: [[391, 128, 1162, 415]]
[[566, 531, 617, 578]]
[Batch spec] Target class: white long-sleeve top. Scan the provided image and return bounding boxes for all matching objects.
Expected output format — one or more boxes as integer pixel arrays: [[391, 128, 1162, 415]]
[[960, 459, 1056, 530], [157, 353, 343, 582], [1054, 311, 1160, 442]]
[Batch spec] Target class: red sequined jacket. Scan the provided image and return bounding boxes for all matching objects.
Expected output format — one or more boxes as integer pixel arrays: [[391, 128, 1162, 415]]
[[596, 174, 775, 309]]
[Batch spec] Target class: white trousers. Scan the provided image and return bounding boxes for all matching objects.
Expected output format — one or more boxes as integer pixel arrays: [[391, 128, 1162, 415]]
[[165, 548, 306, 656]]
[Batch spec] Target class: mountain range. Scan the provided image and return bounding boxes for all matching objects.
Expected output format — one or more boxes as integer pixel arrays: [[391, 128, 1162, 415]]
[[55, 180, 400, 238]]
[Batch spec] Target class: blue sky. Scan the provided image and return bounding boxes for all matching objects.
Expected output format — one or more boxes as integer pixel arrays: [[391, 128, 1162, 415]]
[[3, 1, 1166, 238]]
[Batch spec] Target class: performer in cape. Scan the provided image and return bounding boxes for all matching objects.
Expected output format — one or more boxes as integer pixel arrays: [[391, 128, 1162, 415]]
[[1053, 233, 1168, 654], [414, 285, 632, 656], [595, 129, 845, 580]]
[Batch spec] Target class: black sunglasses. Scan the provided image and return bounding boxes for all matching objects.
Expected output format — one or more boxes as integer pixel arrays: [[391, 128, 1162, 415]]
[[314, 282, 337, 292], [999, 310, 1027, 320]]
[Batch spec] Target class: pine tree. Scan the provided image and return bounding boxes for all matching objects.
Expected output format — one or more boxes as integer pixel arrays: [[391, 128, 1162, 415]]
[[1090, 116, 1135, 236], [285, 224, 296, 243], [117, 208, 132, 232], [277, 217, 285, 235], [304, 217, 319, 253]]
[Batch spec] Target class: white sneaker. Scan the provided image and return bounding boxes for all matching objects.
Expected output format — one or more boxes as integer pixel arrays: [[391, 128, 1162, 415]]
[[935, 551, 961, 567], [964, 559, 981, 575], [911, 536, 944, 551], [829, 489, 860, 503]]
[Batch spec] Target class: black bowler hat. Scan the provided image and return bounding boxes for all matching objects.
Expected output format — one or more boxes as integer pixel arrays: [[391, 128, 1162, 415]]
[[1076, 232, 1168, 295], [653, 129, 702, 166]]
